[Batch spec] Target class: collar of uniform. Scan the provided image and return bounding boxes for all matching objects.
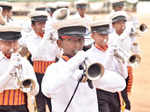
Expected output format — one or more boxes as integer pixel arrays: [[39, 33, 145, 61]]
[[114, 30, 126, 40], [76, 12, 87, 18], [31, 30, 43, 39], [36, 32, 44, 38], [62, 55, 74, 61], [62, 55, 70, 61], [95, 43, 108, 52]]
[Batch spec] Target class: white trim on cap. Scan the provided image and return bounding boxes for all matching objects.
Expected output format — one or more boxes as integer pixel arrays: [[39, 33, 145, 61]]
[[0, 2, 12, 7], [111, 0, 124, 4], [51, 18, 90, 31], [90, 19, 111, 27], [111, 11, 128, 20], [0, 25, 22, 32], [29, 11, 48, 18]]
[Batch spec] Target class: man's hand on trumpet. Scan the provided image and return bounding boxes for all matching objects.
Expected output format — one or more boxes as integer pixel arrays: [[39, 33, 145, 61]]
[[43, 29, 58, 42], [72, 69, 88, 83], [67, 50, 88, 82], [67, 50, 87, 71], [8, 53, 21, 78]]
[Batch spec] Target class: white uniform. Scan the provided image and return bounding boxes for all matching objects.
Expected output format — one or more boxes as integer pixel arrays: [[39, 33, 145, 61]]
[[0, 51, 39, 95], [86, 44, 127, 90], [43, 16, 59, 44], [108, 30, 140, 63], [23, 30, 60, 61], [42, 57, 99, 112]]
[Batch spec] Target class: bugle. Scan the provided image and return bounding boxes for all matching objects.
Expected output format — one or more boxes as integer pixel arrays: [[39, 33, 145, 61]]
[[81, 58, 104, 80], [114, 46, 141, 66], [11, 53, 35, 93], [130, 23, 148, 37], [139, 23, 148, 33]]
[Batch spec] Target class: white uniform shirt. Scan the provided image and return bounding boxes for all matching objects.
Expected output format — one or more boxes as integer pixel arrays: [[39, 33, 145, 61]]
[[42, 58, 99, 112], [108, 30, 131, 51], [86, 45, 127, 91], [0, 52, 39, 95], [24, 30, 60, 61], [108, 30, 140, 62]]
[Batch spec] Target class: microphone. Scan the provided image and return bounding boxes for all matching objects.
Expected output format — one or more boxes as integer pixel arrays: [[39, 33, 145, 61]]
[[79, 65, 94, 89]]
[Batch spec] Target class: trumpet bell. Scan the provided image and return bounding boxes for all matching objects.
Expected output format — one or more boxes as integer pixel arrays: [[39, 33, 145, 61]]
[[19, 79, 36, 93], [129, 54, 141, 64], [130, 23, 148, 37], [139, 24, 148, 32], [86, 63, 104, 80]]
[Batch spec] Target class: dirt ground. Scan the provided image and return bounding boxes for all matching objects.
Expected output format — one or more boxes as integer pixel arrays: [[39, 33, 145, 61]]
[[129, 14, 150, 112], [24, 13, 150, 112]]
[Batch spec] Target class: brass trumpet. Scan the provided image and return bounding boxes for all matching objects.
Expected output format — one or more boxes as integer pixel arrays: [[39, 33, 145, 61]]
[[15, 64, 35, 93], [114, 46, 141, 66], [81, 58, 104, 80], [130, 23, 148, 37], [139, 23, 148, 33], [11, 53, 35, 93]]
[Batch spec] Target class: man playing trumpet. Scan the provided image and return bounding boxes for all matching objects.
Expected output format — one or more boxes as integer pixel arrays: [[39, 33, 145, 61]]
[[42, 18, 99, 112], [0, 25, 39, 112], [109, 11, 141, 112], [86, 19, 127, 112], [20, 11, 61, 112]]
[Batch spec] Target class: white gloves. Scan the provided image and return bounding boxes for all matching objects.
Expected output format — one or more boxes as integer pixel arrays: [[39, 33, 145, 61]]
[[8, 53, 21, 77], [43, 29, 58, 42], [72, 69, 84, 81], [67, 50, 87, 71]]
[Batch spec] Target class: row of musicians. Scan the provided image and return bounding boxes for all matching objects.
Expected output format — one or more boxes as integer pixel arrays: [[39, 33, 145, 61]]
[[0, 9, 140, 112]]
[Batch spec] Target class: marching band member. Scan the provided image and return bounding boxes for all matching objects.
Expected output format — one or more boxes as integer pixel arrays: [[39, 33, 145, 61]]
[[86, 19, 127, 112], [109, 11, 141, 112], [42, 18, 99, 112], [110, 0, 139, 34], [111, 0, 125, 12], [24, 11, 60, 112], [0, 2, 13, 25], [43, 6, 60, 49], [73, 0, 90, 19], [0, 25, 39, 112], [72, 0, 94, 51]]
